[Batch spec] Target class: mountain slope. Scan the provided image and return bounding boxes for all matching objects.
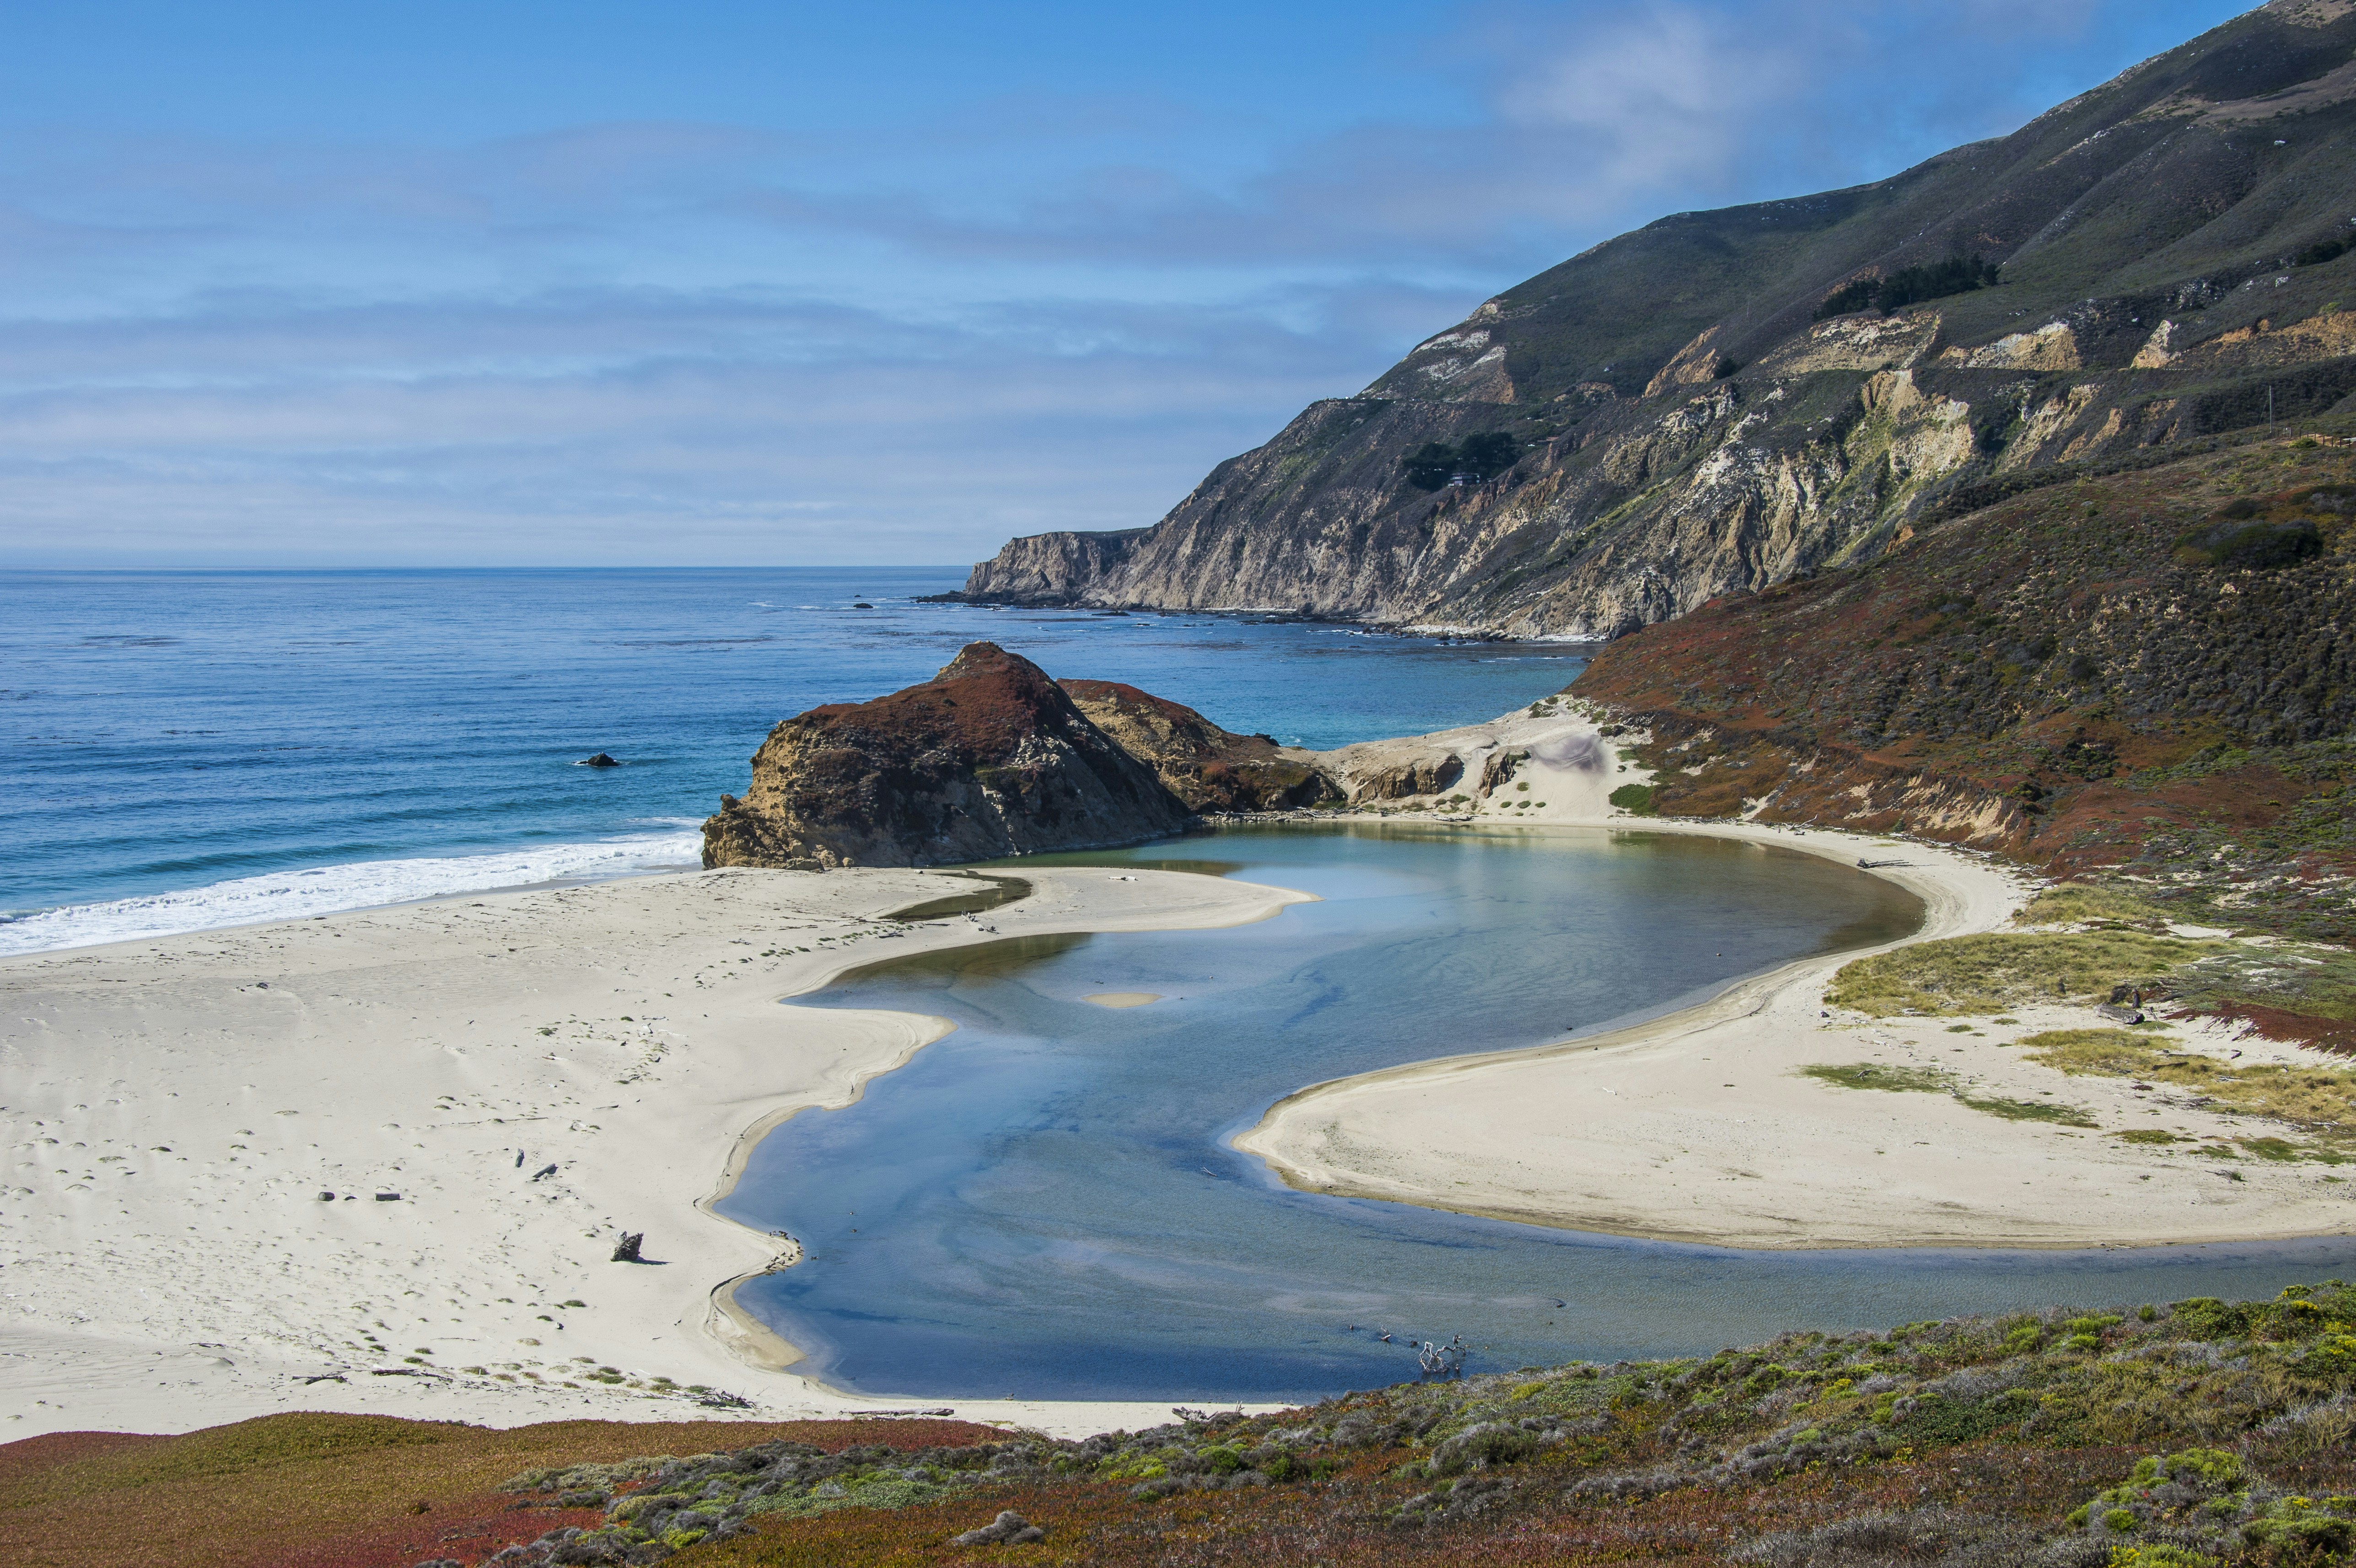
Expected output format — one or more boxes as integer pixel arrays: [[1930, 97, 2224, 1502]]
[[953, 0, 2356, 636], [1571, 429, 2356, 944]]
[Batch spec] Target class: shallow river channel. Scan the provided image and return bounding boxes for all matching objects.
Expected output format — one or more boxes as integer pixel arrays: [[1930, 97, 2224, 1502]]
[[718, 824, 2356, 1402]]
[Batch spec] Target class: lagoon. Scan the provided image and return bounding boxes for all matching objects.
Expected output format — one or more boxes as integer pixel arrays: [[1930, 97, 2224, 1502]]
[[720, 823, 2356, 1402]]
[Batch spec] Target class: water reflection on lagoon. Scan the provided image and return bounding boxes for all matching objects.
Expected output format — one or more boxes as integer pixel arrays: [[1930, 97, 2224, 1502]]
[[719, 824, 2356, 1402]]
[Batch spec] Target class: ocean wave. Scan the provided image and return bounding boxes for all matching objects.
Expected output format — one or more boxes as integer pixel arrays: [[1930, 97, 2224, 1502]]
[[0, 830, 703, 958]]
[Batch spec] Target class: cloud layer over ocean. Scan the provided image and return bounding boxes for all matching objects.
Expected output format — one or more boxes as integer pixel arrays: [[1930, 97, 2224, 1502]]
[[0, 0, 2246, 566]]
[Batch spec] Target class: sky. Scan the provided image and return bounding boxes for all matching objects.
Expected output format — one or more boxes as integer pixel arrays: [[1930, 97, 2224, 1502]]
[[0, 0, 2256, 569]]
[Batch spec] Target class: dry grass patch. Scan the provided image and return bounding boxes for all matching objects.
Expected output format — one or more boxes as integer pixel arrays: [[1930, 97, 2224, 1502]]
[[0, 1414, 999, 1568], [2020, 1028, 2356, 1154], [1799, 1062, 2099, 1128], [1826, 931, 2216, 1017], [2013, 885, 2184, 931]]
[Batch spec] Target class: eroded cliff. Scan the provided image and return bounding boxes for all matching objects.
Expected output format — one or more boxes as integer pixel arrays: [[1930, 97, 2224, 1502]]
[[1055, 680, 1341, 812]]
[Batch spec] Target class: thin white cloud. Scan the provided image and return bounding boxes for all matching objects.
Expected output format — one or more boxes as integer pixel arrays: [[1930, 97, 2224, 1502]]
[[0, 0, 2243, 566]]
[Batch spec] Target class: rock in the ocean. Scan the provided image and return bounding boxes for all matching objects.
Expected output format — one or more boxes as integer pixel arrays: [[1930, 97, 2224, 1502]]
[[701, 642, 1197, 870], [577, 752, 620, 768], [1058, 679, 1340, 812]]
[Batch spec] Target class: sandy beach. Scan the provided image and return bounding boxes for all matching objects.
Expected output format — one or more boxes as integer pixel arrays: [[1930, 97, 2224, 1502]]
[[0, 863, 1309, 1441], [10, 709, 2354, 1447], [1243, 715, 2356, 1251]]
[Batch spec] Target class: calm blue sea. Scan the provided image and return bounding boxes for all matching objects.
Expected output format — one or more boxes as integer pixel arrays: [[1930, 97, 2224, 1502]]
[[0, 568, 1586, 955]]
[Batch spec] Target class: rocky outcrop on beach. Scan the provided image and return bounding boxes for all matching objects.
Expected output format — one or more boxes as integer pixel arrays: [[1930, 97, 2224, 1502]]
[[1345, 752, 1465, 804], [951, 0, 2356, 638], [1055, 679, 1341, 812], [701, 643, 1198, 870]]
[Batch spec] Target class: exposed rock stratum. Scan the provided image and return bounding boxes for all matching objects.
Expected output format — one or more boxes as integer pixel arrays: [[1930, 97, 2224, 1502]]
[[1055, 679, 1342, 812]]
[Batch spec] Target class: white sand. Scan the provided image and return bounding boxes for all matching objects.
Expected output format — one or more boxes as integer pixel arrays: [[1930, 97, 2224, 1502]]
[[0, 865, 1309, 1441], [14, 704, 2354, 1446], [1082, 993, 1163, 1009], [1242, 716, 2356, 1251]]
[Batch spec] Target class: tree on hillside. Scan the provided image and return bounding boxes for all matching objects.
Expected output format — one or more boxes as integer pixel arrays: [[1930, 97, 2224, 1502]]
[[1400, 432, 1522, 491], [1814, 255, 2000, 320]]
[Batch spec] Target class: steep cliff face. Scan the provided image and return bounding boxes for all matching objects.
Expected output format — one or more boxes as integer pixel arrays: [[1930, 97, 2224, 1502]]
[[1570, 434, 2356, 938], [956, 0, 2356, 637], [1055, 680, 1341, 812], [701, 643, 1196, 870]]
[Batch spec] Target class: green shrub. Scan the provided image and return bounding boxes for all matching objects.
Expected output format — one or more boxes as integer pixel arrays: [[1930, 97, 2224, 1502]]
[[1400, 432, 1521, 490], [2173, 517, 2323, 571], [1608, 783, 1656, 815], [2171, 1299, 2249, 1340], [1813, 255, 1999, 319]]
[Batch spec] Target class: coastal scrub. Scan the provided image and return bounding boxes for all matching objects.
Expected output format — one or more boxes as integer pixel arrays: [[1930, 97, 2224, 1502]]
[[2021, 1028, 2356, 1155], [17, 1288, 2356, 1567]]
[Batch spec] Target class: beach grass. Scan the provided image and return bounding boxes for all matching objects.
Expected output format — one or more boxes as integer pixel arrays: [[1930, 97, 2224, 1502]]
[[1801, 1062, 1953, 1095], [1825, 930, 2217, 1016], [1958, 1092, 2101, 1127], [1799, 1062, 2098, 1127], [2019, 1028, 2356, 1155], [2013, 885, 2186, 931]]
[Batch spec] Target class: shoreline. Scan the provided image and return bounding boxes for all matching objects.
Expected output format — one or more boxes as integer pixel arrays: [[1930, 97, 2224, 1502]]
[[8, 712, 2352, 1444], [0, 862, 1312, 1442], [1231, 816, 2354, 1253], [1236, 706, 2356, 1253]]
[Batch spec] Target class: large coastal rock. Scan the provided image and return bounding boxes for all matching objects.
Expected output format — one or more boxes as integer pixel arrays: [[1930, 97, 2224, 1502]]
[[952, 0, 2356, 638], [701, 643, 1197, 870], [1056, 680, 1341, 812]]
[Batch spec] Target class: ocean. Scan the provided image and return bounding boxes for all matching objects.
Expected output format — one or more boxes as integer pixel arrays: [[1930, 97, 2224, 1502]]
[[1, 568, 1587, 956]]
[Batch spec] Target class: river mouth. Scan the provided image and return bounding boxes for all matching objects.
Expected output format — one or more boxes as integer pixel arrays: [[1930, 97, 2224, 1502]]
[[717, 823, 2356, 1402]]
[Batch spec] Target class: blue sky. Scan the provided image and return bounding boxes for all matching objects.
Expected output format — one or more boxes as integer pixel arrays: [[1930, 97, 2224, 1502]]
[[0, 0, 2252, 568]]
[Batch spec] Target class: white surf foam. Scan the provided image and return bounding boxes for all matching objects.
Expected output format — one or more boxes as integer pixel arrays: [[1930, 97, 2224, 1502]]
[[0, 828, 703, 958]]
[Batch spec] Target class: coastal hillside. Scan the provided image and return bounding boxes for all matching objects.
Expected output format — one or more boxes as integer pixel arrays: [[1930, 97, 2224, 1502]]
[[1571, 430, 2356, 944], [952, 0, 2356, 637]]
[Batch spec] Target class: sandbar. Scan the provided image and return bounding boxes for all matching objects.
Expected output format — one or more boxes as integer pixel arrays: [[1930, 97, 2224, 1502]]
[[0, 864, 1308, 1440], [1240, 715, 2356, 1251]]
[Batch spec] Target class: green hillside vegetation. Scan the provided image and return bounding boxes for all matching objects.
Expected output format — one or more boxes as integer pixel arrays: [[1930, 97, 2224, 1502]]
[[22, 1286, 2356, 1568], [1577, 433, 2356, 1013], [1370, 4, 2356, 409]]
